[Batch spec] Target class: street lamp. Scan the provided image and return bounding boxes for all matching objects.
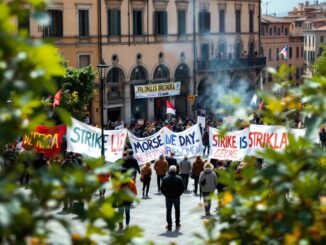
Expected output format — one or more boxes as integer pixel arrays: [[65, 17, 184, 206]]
[[97, 59, 109, 158]]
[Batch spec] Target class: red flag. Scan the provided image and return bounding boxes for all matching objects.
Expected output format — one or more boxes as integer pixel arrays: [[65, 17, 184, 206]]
[[53, 89, 62, 109], [166, 100, 175, 115]]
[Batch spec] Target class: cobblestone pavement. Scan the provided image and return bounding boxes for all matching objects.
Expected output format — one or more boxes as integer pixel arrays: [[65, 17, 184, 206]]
[[47, 167, 220, 245]]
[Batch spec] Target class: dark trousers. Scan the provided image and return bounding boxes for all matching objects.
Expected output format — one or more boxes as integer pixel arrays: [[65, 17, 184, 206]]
[[142, 176, 151, 196], [203, 145, 210, 155], [166, 198, 180, 227], [180, 174, 189, 190], [157, 175, 165, 191], [203, 192, 212, 213], [193, 176, 199, 193], [118, 203, 131, 225]]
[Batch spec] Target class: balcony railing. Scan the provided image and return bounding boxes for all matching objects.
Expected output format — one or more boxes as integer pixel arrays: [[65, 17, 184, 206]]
[[197, 57, 266, 72]]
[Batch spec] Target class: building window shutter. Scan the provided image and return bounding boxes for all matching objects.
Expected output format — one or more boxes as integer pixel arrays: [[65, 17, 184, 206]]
[[178, 10, 186, 35], [79, 10, 89, 37], [58, 10, 63, 37], [249, 10, 254, 33], [219, 10, 224, 33], [236, 10, 241, 33], [198, 12, 203, 33], [206, 12, 211, 33], [163, 11, 167, 34], [154, 11, 158, 34]]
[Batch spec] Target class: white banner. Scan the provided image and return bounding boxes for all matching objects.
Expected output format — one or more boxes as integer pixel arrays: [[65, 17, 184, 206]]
[[128, 129, 166, 164], [164, 124, 203, 159], [67, 118, 127, 162], [134, 82, 181, 99], [209, 124, 309, 161], [209, 127, 249, 161]]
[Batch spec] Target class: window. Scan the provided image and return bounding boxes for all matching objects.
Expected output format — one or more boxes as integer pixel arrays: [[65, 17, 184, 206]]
[[236, 10, 241, 33], [154, 11, 168, 35], [199, 10, 210, 33], [108, 9, 121, 36], [153, 64, 170, 80], [78, 54, 91, 68], [219, 9, 225, 33], [274, 26, 277, 35], [289, 47, 292, 59], [321, 36, 324, 43], [43, 10, 63, 37], [249, 10, 254, 33], [18, 9, 30, 34], [296, 46, 299, 58], [78, 9, 89, 37], [301, 46, 304, 57], [284, 27, 288, 35], [177, 10, 186, 35], [133, 10, 143, 35], [269, 48, 272, 60], [269, 27, 272, 35], [278, 28, 281, 35], [276, 48, 279, 61], [261, 26, 265, 36]]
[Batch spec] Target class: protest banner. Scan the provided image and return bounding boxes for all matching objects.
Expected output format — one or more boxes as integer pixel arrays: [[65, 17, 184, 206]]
[[209, 124, 308, 161], [128, 129, 166, 164], [209, 127, 249, 161], [67, 118, 127, 162], [164, 124, 203, 158], [22, 125, 66, 158], [134, 82, 181, 99]]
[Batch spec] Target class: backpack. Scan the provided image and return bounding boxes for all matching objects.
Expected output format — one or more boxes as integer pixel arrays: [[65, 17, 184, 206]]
[[200, 174, 207, 186]]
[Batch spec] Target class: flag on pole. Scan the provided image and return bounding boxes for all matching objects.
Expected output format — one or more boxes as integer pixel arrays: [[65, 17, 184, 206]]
[[250, 93, 258, 107], [53, 89, 62, 109], [166, 100, 176, 115], [279, 45, 288, 60]]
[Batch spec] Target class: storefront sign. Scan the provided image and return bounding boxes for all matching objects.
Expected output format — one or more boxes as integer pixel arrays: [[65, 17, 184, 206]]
[[134, 82, 181, 99]]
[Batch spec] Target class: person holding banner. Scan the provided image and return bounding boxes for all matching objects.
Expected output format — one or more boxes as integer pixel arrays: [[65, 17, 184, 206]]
[[191, 155, 204, 195], [154, 155, 169, 193]]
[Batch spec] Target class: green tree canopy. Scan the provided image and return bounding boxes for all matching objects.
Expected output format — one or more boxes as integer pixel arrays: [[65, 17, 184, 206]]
[[314, 46, 326, 76]]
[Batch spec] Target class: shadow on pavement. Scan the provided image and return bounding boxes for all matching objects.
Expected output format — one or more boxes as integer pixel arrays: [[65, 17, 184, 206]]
[[159, 230, 183, 238]]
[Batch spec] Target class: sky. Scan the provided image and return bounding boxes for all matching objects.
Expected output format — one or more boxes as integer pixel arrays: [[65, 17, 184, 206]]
[[264, 0, 320, 16]]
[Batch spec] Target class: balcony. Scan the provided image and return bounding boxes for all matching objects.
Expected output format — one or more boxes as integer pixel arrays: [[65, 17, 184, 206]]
[[197, 57, 266, 72]]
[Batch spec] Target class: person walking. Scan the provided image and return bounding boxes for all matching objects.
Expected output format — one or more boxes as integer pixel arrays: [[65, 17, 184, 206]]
[[191, 155, 204, 195], [154, 155, 169, 192], [161, 166, 185, 231], [117, 169, 138, 230], [140, 162, 152, 198], [179, 155, 191, 191], [123, 151, 140, 182], [199, 162, 217, 216]]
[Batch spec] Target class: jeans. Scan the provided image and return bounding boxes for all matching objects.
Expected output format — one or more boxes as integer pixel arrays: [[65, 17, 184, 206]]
[[202, 192, 212, 213], [193, 176, 199, 193], [118, 203, 131, 225], [142, 176, 151, 196], [157, 175, 165, 191], [180, 174, 189, 190], [166, 198, 180, 227], [203, 145, 210, 155]]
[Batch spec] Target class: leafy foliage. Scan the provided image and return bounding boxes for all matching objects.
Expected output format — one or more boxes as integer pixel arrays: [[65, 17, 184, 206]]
[[58, 66, 96, 120], [314, 46, 326, 76]]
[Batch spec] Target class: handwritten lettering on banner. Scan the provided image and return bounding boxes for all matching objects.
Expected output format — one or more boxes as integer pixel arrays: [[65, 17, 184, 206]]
[[209, 125, 307, 161], [128, 129, 166, 164], [67, 118, 127, 162], [209, 127, 249, 161], [22, 125, 66, 158], [164, 124, 203, 158]]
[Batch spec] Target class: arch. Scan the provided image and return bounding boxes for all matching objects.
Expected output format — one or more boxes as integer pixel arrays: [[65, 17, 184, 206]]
[[106, 67, 126, 83], [174, 63, 190, 81], [106, 67, 125, 100], [130, 65, 149, 81], [153, 63, 170, 80]]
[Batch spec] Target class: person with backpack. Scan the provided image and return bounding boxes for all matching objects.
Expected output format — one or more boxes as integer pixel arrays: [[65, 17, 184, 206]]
[[199, 162, 217, 216], [154, 155, 169, 192]]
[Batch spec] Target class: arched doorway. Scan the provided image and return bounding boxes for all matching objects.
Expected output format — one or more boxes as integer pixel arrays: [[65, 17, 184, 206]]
[[130, 65, 148, 121], [153, 64, 170, 120], [174, 63, 189, 118], [106, 67, 125, 122]]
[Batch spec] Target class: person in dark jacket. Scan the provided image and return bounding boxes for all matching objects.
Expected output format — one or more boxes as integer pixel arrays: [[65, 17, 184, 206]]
[[166, 152, 179, 174], [123, 151, 140, 181], [202, 128, 210, 156], [199, 162, 217, 216], [161, 165, 185, 231]]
